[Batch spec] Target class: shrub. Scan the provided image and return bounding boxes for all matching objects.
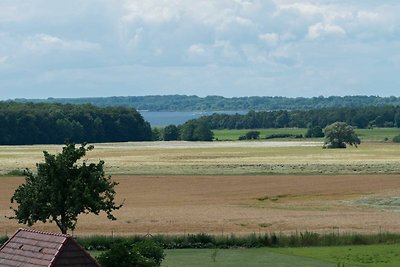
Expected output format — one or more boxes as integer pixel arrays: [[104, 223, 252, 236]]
[[0, 236, 8, 246], [305, 126, 324, 138], [265, 134, 303, 139], [393, 134, 400, 143], [97, 240, 165, 267]]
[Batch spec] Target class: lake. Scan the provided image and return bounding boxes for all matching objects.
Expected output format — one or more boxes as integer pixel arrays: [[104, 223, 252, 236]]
[[140, 111, 247, 126]]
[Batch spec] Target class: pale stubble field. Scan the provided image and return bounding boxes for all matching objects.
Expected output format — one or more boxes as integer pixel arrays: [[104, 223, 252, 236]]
[[1, 141, 400, 236]]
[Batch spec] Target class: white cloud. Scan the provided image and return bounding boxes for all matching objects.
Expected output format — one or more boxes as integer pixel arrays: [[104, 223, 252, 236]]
[[2, 0, 400, 99], [307, 23, 346, 40], [188, 44, 206, 56], [0, 56, 8, 64], [23, 34, 100, 52], [259, 33, 279, 45]]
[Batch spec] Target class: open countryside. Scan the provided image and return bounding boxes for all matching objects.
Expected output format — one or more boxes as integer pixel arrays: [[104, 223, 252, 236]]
[[1, 135, 400, 237]]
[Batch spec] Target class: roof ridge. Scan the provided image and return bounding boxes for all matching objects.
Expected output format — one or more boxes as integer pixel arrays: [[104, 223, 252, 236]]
[[18, 228, 70, 238]]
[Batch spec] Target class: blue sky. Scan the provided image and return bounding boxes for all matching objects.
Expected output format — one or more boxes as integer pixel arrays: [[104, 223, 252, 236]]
[[1, 0, 400, 99]]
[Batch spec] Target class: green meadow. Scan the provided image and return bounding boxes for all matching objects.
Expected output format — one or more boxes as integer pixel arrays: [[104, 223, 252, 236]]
[[213, 127, 400, 142], [161, 244, 400, 267]]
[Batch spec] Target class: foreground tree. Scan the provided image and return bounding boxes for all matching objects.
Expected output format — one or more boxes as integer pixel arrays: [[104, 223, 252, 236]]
[[323, 122, 361, 148], [11, 143, 122, 234]]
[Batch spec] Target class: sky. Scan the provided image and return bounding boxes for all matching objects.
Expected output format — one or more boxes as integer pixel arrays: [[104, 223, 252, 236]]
[[1, 0, 400, 100]]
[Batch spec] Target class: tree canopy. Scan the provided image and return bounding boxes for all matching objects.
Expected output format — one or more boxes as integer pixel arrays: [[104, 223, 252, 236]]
[[323, 122, 361, 149], [0, 102, 152, 145], [10, 143, 122, 234]]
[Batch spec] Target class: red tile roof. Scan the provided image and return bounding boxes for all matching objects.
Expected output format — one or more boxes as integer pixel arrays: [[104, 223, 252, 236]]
[[0, 228, 100, 267]]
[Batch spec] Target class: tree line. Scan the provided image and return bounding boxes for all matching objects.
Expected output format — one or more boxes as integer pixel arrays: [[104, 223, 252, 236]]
[[193, 105, 400, 130], [13, 95, 400, 111], [0, 102, 152, 145]]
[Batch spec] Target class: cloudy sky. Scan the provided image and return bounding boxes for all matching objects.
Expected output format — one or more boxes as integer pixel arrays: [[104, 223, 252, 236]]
[[1, 0, 400, 99]]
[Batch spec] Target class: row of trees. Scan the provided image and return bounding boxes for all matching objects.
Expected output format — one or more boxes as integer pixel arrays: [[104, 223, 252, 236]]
[[14, 95, 400, 111], [196, 106, 400, 129], [0, 102, 152, 145], [152, 120, 214, 141]]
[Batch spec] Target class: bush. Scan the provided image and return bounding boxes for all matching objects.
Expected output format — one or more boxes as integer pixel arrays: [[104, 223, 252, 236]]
[[97, 240, 165, 267], [305, 126, 324, 138], [393, 134, 400, 143], [265, 134, 303, 139], [0, 236, 8, 246]]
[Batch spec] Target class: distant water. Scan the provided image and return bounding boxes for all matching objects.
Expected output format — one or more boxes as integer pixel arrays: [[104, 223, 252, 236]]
[[140, 111, 247, 126]]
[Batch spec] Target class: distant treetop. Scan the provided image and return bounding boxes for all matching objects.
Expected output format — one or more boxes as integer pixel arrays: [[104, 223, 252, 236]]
[[9, 95, 400, 112]]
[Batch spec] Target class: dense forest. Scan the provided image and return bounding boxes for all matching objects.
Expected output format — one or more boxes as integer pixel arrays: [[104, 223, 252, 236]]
[[195, 105, 400, 129], [0, 102, 152, 145], [12, 95, 400, 112]]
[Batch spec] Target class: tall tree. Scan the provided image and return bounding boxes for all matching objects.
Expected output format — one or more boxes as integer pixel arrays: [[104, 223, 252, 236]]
[[323, 122, 361, 148], [10, 143, 122, 234]]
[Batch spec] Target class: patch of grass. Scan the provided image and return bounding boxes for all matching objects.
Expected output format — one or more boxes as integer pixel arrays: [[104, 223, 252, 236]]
[[273, 244, 400, 267], [3, 169, 25, 176], [161, 248, 342, 267], [213, 127, 399, 142], [213, 128, 308, 141]]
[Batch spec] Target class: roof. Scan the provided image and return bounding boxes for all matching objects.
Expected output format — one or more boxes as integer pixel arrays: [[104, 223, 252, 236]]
[[0, 228, 100, 267]]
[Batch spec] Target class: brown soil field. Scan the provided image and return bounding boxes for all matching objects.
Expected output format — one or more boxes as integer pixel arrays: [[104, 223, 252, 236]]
[[1, 174, 400, 236]]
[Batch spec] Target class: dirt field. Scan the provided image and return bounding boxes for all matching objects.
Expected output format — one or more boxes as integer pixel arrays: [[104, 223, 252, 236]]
[[1, 174, 400, 236]]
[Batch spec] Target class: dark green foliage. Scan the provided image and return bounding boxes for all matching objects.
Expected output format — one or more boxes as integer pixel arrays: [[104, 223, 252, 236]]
[[5, 169, 25, 176], [305, 126, 324, 138], [13, 95, 400, 111], [323, 122, 361, 148], [239, 131, 260, 140], [10, 143, 122, 234], [393, 134, 400, 143], [265, 134, 303, 139], [78, 232, 400, 251], [0, 236, 8, 246], [151, 128, 162, 141], [196, 105, 400, 130], [180, 120, 213, 141], [0, 102, 152, 145], [163, 125, 180, 141], [97, 240, 165, 267]]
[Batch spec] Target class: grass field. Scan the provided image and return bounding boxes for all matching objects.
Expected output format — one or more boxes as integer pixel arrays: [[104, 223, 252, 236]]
[[273, 244, 400, 267], [161, 247, 347, 267], [1, 139, 400, 176], [213, 127, 400, 142], [161, 244, 400, 267]]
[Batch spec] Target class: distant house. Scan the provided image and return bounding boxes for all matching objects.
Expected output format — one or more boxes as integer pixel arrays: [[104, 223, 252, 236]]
[[0, 228, 100, 267]]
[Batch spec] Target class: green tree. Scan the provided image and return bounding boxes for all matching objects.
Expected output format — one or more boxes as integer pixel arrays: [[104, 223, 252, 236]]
[[323, 122, 361, 148], [180, 120, 213, 141], [163, 124, 180, 141], [10, 143, 122, 234], [305, 126, 324, 138]]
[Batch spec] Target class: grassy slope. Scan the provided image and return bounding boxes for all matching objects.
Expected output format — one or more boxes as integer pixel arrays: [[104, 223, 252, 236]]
[[161, 248, 346, 267]]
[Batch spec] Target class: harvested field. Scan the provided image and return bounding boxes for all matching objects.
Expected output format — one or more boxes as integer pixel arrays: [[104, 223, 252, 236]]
[[1, 174, 400, 235], [1, 141, 400, 175]]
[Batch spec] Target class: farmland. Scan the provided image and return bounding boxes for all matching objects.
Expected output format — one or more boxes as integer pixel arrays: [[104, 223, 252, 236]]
[[1, 172, 400, 235], [1, 136, 400, 235], [1, 139, 400, 176], [1, 132, 400, 261]]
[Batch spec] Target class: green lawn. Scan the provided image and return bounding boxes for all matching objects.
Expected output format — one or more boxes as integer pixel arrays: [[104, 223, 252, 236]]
[[273, 244, 400, 267], [161, 248, 354, 267], [161, 244, 400, 267], [213, 128, 400, 142]]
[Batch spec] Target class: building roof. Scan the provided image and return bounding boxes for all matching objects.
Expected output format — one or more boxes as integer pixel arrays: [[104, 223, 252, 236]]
[[0, 228, 100, 267]]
